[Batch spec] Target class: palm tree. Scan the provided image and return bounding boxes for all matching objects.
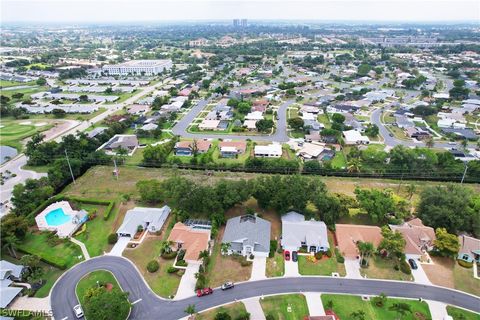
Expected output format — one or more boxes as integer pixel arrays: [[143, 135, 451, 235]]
[[347, 158, 362, 173], [184, 304, 196, 316], [425, 138, 434, 149], [3, 235, 19, 259], [198, 250, 209, 260], [221, 242, 231, 255], [160, 240, 174, 255], [350, 310, 366, 320], [326, 300, 334, 311], [389, 302, 412, 319], [357, 241, 375, 267], [405, 184, 417, 200]]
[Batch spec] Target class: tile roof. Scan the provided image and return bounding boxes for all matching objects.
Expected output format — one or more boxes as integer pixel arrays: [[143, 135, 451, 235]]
[[168, 222, 210, 262], [336, 224, 383, 258]]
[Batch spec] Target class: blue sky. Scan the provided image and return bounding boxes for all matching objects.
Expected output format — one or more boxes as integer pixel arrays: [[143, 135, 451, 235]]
[[2, 0, 479, 23]]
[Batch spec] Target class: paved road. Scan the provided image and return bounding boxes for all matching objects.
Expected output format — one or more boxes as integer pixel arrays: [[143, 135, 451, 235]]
[[172, 99, 292, 142], [51, 256, 480, 320]]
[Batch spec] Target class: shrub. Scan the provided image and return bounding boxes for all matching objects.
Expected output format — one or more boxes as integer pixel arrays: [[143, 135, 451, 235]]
[[234, 311, 251, 320], [277, 247, 283, 254], [176, 260, 187, 267], [315, 251, 323, 259], [240, 259, 252, 267], [103, 201, 115, 220], [199, 264, 204, 273], [266, 314, 276, 320], [214, 311, 232, 320], [457, 259, 473, 268], [298, 247, 308, 254], [161, 251, 177, 260], [249, 254, 254, 260], [107, 233, 118, 244], [177, 249, 186, 261], [399, 259, 411, 274], [167, 266, 179, 273], [335, 249, 345, 263], [269, 240, 277, 258], [325, 248, 332, 258], [394, 264, 400, 271], [147, 260, 160, 273]]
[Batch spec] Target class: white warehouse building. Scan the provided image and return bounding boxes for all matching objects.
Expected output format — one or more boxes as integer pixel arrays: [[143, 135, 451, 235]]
[[102, 59, 173, 76]]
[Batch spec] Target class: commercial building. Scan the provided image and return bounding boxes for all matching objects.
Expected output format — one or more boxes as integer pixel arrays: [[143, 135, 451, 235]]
[[102, 59, 172, 76]]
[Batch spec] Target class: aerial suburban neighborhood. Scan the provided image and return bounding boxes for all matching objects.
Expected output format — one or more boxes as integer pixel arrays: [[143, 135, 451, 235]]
[[0, 1, 479, 320]]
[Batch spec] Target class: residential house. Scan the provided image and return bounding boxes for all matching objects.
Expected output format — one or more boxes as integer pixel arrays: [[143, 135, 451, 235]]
[[343, 130, 370, 145], [174, 140, 212, 156], [281, 211, 329, 253], [252, 99, 269, 113], [219, 141, 247, 158], [127, 104, 149, 115], [389, 218, 436, 259], [198, 119, 222, 131], [335, 224, 383, 259], [296, 142, 325, 160], [0, 260, 25, 308], [254, 143, 282, 158], [243, 120, 258, 131], [167, 222, 211, 264], [98, 135, 139, 155], [140, 123, 158, 131], [222, 214, 271, 257], [404, 127, 431, 140], [87, 127, 108, 139], [457, 235, 480, 263], [117, 206, 171, 239], [245, 111, 264, 121]]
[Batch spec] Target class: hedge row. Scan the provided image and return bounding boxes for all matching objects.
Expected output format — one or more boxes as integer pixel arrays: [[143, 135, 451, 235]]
[[103, 201, 115, 220], [17, 246, 67, 270]]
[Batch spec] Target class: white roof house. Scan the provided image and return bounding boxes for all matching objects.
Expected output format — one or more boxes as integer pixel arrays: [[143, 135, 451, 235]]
[[254, 143, 282, 158], [343, 130, 370, 145], [117, 206, 171, 239], [296, 142, 325, 160], [199, 119, 221, 130], [0, 260, 24, 308], [245, 111, 264, 121], [281, 211, 329, 252]]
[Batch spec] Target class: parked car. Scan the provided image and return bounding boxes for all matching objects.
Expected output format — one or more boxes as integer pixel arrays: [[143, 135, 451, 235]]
[[221, 282, 235, 290], [197, 287, 213, 297], [73, 305, 84, 319], [408, 258, 418, 270], [292, 251, 298, 262], [284, 250, 290, 261]]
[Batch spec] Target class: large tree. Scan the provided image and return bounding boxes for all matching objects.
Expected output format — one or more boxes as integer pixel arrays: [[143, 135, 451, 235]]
[[354, 188, 396, 223], [83, 287, 130, 320], [378, 226, 405, 258], [433, 228, 460, 257]]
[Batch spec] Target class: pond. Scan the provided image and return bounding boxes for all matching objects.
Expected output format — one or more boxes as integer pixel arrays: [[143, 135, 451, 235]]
[[0, 146, 18, 164]]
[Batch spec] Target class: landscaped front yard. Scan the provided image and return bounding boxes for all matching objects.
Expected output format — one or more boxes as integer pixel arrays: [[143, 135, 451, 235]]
[[321, 294, 431, 320], [266, 251, 285, 277], [260, 294, 309, 320], [359, 255, 413, 281], [446, 306, 480, 320], [297, 233, 346, 276], [196, 302, 248, 320]]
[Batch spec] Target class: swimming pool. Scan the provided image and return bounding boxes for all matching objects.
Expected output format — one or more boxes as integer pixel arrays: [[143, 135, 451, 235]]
[[45, 208, 71, 226]]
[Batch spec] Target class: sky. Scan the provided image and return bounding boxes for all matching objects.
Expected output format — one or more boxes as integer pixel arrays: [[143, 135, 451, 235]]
[[1, 0, 479, 23]]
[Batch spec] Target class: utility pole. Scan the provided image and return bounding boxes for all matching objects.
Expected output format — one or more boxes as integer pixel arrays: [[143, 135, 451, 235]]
[[461, 162, 468, 184], [64, 149, 76, 185]]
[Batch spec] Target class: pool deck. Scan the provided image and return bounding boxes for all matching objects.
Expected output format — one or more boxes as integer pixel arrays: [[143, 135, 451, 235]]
[[35, 201, 85, 238]]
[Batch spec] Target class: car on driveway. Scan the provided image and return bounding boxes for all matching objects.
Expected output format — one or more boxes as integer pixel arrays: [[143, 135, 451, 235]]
[[73, 305, 84, 318], [292, 251, 298, 262], [284, 250, 290, 261], [221, 282, 234, 290], [197, 287, 213, 297], [408, 258, 418, 270]]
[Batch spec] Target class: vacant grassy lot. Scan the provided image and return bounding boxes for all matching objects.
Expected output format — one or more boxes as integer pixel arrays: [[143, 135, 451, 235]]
[[76, 270, 118, 305], [196, 302, 247, 320], [359, 255, 413, 281], [321, 294, 431, 320], [17, 232, 84, 269], [446, 306, 480, 320], [260, 294, 309, 320], [64, 166, 480, 204]]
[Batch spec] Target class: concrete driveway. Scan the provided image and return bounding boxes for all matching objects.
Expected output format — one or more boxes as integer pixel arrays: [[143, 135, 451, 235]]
[[406, 255, 432, 285], [284, 259, 300, 277], [109, 236, 130, 256], [250, 256, 267, 280], [344, 258, 362, 279], [175, 263, 200, 300]]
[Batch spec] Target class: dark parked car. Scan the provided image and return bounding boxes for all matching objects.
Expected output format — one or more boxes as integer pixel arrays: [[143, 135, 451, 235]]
[[284, 250, 290, 261], [221, 282, 234, 290], [197, 287, 213, 297], [408, 258, 418, 270], [292, 251, 298, 262]]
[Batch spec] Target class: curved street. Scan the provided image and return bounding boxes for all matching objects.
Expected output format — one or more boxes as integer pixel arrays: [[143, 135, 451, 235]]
[[51, 256, 480, 320]]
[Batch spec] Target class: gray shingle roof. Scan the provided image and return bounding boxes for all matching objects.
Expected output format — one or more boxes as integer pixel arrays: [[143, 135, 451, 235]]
[[222, 215, 271, 253]]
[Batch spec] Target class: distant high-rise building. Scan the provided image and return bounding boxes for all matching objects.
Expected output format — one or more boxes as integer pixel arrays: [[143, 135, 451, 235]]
[[233, 19, 240, 27], [233, 19, 247, 27], [241, 19, 248, 27]]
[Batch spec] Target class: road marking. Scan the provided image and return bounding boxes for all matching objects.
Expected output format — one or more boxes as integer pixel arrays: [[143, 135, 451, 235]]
[[61, 317, 68, 320], [131, 298, 142, 305]]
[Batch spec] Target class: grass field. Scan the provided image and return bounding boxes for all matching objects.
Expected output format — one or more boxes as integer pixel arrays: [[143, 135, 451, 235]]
[[446, 306, 480, 320], [0, 80, 37, 88], [321, 294, 431, 320], [260, 294, 309, 320], [360, 255, 413, 281], [0, 86, 48, 99], [0, 119, 53, 150], [298, 234, 346, 276], [196, 302, 248, 320], [63, 166, 480, 201], [76, 270, 118, 305]]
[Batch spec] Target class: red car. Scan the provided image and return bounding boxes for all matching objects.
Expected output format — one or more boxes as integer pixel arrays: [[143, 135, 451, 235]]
[[284, 250, 290, 261], [196, 287, 213, 297]]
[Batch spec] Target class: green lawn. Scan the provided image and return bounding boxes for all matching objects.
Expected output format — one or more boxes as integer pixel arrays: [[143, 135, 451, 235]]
[[330, 152, 346, 169], [74, 203, 118, 257], [298, 234, 346, 276], [0, 86, 48, 99], [446, 306, 480, 320], [0, 80, 37, 88], [212, 142, 252, 165], [360, 255, 413, 281], [17, 232, 84, 269], [0, 120, 53, 151], [453, 262, 480, 296], [266, 252, 285, 277], [76, 270, 118, 305], [322, 294, 431, 320], [260, 294, 309, 320], [197, 302, 248, 320], [318, 113, 331, 129]]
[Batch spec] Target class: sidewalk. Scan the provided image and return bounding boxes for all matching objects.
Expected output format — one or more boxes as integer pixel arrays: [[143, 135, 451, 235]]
[[70, 237, 90, 260], [426, 300, 448, 320], [305, 292, 326, 316], [244, 297, 266, 320]]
